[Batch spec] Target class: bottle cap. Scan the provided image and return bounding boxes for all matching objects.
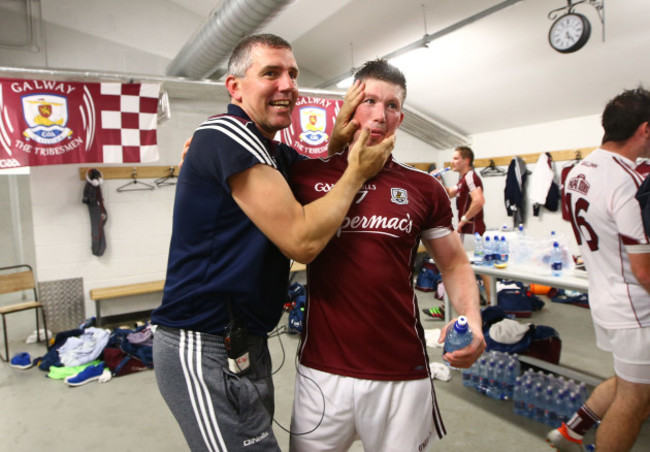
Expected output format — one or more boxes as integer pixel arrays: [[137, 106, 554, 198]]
[[553, 241, 559, 247], [455, 315, 469, 332]]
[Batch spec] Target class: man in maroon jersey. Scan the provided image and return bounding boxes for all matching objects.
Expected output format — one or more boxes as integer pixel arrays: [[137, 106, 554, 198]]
[[443, 146, 486, 236], [438, 146, 489, 302], [289, 59, 485, 451]]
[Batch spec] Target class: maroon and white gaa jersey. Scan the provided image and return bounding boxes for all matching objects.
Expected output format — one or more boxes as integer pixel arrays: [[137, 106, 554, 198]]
[[289, 153, 453, 380], [456, 170, 486, 235]]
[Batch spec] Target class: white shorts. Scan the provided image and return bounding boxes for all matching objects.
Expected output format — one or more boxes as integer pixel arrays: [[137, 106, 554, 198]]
[[289, 364, 444, 452], [593, 324, 650, 384]]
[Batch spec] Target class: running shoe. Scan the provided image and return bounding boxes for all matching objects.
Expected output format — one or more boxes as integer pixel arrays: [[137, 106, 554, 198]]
[[421, 306, 444, 320], [546, 424, 587, 452]]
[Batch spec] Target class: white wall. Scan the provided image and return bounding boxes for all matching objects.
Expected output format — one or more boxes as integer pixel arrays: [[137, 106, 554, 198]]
[[435, 114, 603, 254], [27, 98, 219, 316]]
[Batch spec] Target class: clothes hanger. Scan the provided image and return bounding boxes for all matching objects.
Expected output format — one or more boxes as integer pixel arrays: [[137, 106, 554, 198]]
[[480, 159, 507, 177], [116, 168, 155, 192], [563, 150, 582, 167], [154, 166, 177, 187]]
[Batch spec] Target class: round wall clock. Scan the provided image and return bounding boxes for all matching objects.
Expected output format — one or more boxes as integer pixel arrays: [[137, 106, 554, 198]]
[[548, 13, 591, 53]]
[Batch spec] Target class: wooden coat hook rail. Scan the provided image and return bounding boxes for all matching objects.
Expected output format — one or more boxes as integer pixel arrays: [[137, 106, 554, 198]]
[[444, 146, 597, 168], [78, 166, 179, 181]]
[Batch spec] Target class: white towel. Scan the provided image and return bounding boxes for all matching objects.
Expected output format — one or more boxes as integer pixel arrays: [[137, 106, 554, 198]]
[[529, 152, 555, 205], [429, 362, 451, 382], [424, 328, 444, 348]]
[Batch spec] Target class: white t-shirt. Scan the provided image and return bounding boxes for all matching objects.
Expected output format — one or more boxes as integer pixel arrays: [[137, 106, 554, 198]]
[[565, 148, 650, 329]]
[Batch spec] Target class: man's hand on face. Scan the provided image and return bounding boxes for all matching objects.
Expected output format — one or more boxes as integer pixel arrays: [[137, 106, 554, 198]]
[[178, 137, 192, 170], [327, 80, 365, 156], [346, 127, 395, 182]]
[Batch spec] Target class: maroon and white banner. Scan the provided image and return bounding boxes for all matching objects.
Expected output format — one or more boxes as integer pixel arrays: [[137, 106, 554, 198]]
[[0, 78, 160, 169], [279, 95, 342, 159]]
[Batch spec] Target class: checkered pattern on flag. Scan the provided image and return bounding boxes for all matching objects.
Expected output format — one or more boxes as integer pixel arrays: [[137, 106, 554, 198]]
[[0, 78, 160, 168]]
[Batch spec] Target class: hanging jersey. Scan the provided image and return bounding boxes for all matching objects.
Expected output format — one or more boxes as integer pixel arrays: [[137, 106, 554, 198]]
[[565, 148, 650, 329], [152, 104, 304, 336], [290, 153, 454, 380], [456, 170, 486, 235], [560, 163, 576, 222]]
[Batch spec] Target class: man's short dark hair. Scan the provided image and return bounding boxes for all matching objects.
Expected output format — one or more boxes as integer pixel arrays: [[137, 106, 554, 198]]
[[353, 59, 407, 102], [455, 146, 474, 166], [228, 34, 293, 78], [601, 87, 650, 144]]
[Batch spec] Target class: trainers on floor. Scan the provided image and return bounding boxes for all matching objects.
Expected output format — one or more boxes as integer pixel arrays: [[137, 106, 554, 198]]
[[9, 352, 33, 370], [546, 424, 586, 452], [422, 306, 444, 320], [65, 362, 105, 387]]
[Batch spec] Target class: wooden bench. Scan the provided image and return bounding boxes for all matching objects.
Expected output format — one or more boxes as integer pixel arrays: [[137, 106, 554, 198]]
[[89, 266, 308, 324], [90, 280, 165, 326]]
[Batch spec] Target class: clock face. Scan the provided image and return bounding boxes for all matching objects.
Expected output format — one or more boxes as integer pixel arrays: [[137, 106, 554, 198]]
[[548, 13, 591, 53]]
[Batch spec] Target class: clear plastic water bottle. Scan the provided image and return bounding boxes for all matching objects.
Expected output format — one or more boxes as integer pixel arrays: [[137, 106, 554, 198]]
[[499, 236, 509, 263], [462, 361, 478, 388], [492, 235, 501, 263], [504, 360, 519, 399], [544, 386, 559, 427], [431, 166, 451, 177], [485, 359, 501, 400], [443, 316, 473, 369], [551, 241, 563, 276], [496, 360, 508, 399], [513, 377, 526, 416], [533, 383, 546, 423], [473, 356, 486, 392], [523, 379, 536, 419], [473, 232, 484, 264], [483, 236, 492, 266]]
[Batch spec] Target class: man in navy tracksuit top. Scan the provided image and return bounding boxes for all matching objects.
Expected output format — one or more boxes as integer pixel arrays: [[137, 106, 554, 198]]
[[151, 34, 394, 451]]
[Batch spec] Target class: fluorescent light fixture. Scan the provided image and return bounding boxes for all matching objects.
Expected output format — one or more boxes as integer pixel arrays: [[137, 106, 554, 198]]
[[336, 76, 355, 89]]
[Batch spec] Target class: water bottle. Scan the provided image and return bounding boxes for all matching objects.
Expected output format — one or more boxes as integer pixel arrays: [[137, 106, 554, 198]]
[[492, 235, 501, 263], [551, 241, 563, 277], [523, 379, 536, 419], [473, 233, 484, 264], [483, 236, 492, 266], [577, 382, 588, 405], [462, 361, 478, 388], [473, 356, 486, 392], [544, 386, 559, 427], [513, 377, 526, 416], [499, 236, 509, 263], [485, 359, 501, 400], [496, 360, 508, 399], [431, 167, 451, 177], [504, 360, 518, 399], [533, 383, 546, 423], [443, 316, 473, 369]]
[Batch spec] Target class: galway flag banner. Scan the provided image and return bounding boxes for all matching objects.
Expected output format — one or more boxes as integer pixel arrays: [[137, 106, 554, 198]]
[[0, 78, 160, 169], [278, 95, 342, 159]]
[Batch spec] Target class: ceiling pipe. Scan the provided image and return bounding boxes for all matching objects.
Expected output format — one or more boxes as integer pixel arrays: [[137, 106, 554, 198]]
[[166, 0, 295, 80]]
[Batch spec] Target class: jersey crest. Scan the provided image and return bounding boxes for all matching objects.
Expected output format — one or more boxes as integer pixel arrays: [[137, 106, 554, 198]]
[[391, 187, 408, 205]]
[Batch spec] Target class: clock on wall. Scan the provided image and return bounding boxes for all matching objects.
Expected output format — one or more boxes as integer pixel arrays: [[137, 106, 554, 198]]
[[548, 12, 591, 53]]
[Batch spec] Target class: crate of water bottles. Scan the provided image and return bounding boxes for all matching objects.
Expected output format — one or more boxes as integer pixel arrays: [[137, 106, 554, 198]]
[[512, 369, 588, 428], [461, 350, 521, 400]]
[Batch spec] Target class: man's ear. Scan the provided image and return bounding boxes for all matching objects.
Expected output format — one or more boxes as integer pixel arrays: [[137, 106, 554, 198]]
[[226, 75, 242, 102], [398, 112, 405, 128]]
